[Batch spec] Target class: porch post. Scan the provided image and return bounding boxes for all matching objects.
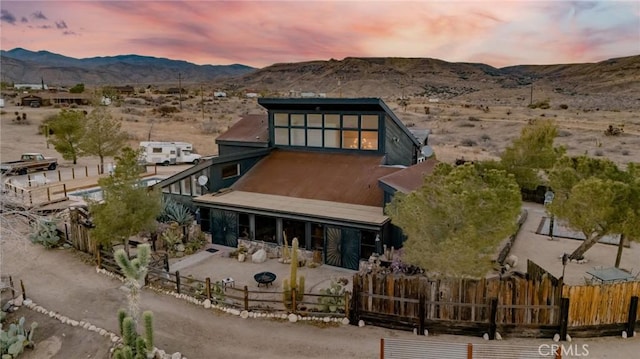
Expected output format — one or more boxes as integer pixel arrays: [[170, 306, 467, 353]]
[[276, 218, 283, 245], [249, 214, 256, 240]]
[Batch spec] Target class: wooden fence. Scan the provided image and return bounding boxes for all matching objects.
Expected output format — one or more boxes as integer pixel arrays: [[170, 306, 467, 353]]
[[2, 181, 68, 208], [352, 270, 562, 338]]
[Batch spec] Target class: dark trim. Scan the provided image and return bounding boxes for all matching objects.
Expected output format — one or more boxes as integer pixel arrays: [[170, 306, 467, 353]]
[[215, 140, 269, 147]]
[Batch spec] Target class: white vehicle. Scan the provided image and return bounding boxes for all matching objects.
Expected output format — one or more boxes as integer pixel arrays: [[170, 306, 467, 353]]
[[139, 141, 202, 166]]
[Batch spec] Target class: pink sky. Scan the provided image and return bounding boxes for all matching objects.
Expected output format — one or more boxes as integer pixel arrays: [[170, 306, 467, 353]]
[[1, 1, 638, 68]]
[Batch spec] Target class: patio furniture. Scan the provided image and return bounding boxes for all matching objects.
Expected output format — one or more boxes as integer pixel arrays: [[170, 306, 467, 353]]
[[222, 277, 235, 289], [586, 267, 633, 284], [254, 271, 276, 287]]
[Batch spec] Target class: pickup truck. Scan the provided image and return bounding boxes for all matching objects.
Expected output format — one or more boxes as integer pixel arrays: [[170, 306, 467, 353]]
[[0, 153, 58, 175]]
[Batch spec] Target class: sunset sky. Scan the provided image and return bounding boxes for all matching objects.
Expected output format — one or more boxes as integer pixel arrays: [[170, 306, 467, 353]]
[[1, 1, 638, 68]]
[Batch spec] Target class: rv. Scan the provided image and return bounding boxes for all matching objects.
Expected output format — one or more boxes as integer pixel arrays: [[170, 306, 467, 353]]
[[139, 141, 202, 165]]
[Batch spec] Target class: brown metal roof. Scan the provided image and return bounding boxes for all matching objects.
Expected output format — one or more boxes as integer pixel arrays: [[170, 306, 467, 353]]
[[215, 114, 269, 144], [232, 150, 401, 207], [378, 158, 440, 193], [194, 191, 388, 226]]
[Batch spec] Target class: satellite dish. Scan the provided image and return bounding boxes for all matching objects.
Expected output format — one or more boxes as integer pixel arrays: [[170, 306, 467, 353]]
[[197, 175, 208, 186], [420, 145, 434, 158]]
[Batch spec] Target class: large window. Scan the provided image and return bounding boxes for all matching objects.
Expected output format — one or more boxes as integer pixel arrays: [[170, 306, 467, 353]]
[[222, 163, 239, 179], [273, 112, 380, 151]]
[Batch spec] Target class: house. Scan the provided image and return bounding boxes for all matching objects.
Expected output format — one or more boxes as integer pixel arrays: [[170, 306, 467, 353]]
[[155, 98, 433, 269], [214, 91, 227, 98], [20, 94, 45, 107], [15, 84, 48, 90]]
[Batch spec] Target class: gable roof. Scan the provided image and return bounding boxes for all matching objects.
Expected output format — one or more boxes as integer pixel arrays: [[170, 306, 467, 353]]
[[258, 98, 421, 147], [231, 149, 402, 206], [378, 158, 440, 193], [215, 114, 269, 145]]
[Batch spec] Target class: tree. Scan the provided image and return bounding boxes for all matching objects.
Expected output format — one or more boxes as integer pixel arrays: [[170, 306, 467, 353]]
[[548, 156, 639, 263], [492, 119, 565, 190], [89, 147, 161, 256], [48, 109, 86, 164], [69, 83, 85, 93], [386, 163, 522, 277], [80, 106, 128, 173]]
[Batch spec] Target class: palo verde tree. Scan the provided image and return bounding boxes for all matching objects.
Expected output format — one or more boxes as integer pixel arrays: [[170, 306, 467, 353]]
[[548, 156, 639, 264], [48, 109, 86, 164], [386, 163, 522, 278], [481, 119, 565, 190], [89, 147, 161, 256], [79, 105, 128, 173]]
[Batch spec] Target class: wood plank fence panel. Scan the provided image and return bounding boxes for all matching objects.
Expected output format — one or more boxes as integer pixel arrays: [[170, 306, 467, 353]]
[[562, 282, 640, 326]]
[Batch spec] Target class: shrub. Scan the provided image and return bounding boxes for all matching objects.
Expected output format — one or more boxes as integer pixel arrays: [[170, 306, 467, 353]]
[[460, 139, 477, 147], [528, 99, 550, 109], [559, 104, 569, 110]]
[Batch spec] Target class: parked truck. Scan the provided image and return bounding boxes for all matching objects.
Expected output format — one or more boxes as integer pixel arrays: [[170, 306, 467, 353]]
[[139, 141, 202, 166], [0, 153, 58, 175]]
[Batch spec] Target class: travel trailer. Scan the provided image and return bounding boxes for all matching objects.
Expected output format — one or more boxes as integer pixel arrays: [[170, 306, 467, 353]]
[[139, 141, 202, 165]]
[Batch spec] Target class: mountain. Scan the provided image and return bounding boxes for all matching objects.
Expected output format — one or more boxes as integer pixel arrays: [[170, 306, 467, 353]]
[[0, 48, 256, 85], [2, 48, 639, 109]]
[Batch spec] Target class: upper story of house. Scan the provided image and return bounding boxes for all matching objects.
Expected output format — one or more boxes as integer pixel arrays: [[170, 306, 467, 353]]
[[217, 98, 424, 167]]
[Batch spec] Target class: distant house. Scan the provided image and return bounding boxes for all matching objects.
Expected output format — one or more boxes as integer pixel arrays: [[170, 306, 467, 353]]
[[214, 91, 227, 98], [154, 98, 434, 270], [167, 88, 182, 95], [15, 84, 48, 90], [245, 92, 259, 98], [20, 95, 45, 107], [112, 86, 135, 95], [47, 93, 90, 106], [300, 92, 316, 98]]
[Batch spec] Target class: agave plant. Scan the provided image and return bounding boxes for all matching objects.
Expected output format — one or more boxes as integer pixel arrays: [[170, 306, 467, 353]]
[[158, 198, 193, 225]]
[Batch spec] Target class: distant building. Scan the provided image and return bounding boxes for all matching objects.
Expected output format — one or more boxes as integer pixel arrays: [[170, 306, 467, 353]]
[[245, 92, 259, 98], [214, 91, 227, 98], [15, 84, 48, 90]]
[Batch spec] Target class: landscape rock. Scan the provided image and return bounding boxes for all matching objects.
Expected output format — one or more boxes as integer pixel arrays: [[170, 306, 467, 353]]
[[342, 318, 350, 325], [553, 333, 560, 342], [240, 310, 249, 319], [252, 249, 267, 263], [358, 320, 365, 327], [203, 299, 211, 309], [171, 352, 182, 359], [288, 313, 297, 322], [483, 333, 489, 340], [13, 296, 23, 307]]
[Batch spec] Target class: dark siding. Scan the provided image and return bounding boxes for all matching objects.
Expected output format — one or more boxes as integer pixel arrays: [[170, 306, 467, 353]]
[[207, 155, 264, 192], [218, 144, 267, 156], [384, 115, 417, 166]]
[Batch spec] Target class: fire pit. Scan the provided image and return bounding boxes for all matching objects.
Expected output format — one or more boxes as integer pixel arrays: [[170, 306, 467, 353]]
[[254, 271, 277, 287]]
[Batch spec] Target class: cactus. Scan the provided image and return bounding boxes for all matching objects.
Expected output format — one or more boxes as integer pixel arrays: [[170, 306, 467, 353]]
[[118, 308, 127, 336], [290, 238, 298, 290], [122, 317, 136, 347], [318, 280, 347, 313], [135, 337, 146, 359], [282, 233, 290, 262], [115, 243, 151, 323], [143, 311, 154, 351], [28, 218, 60, 248], [0, 316, 37, 357]]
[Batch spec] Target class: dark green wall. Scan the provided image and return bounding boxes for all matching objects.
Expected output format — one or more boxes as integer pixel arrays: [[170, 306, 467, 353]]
[[384, 115, 417, 166]]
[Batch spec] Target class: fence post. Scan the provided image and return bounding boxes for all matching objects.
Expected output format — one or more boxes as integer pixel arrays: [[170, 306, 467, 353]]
[[205, 278, 212, 300], [344, 291, 350, 319], [27, 174, 31, 185], [96, 248, 102, 268], [380, 338, 384, 359], [9, 276, 15, 298], [175, 271, 181, 294], [350, 275, 360, 325], [72, 167, 75, 179], [164, 253, 169, 272], [559, 297, 570, 341], [627, 296, 638, 337], [85, 166, 89, 177], [97, 164, 101, 175], [58, 170, 61, 182], [244, 285, 249, 311], [63, 183, 67, 197], [467, 343, 473, 359], [418, 292, 426, 335], [489, 298, 498, 340], [20, 280, 26, 300]]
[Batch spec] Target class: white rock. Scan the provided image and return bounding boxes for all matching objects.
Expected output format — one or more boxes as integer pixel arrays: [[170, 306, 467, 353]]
[[483, 333, 489, 340], [553, 333, 560, 342], [323, 317, 330, 323], [13, 296, 23, 307], [23, 299, 33, 306], [83, 323, 91, 329], [342, 318, 350, 325], [496, 332, 502, 340], [99, 329, 107, 336], [358, 320, 365, 327], [162, 354, 172, 359], [288, 313, 298, 322], [203, 299, 211, 309], [566, 334, 572, 342], [89, 325, 97, 331], [252, 249, 267, 263], [60, 316, 68, 323], [48, 312, 55, 318], [622, 331, 628, 339], [111, 336, 119, 343], [171, 352, 182, 359], [413, 328, 418, 335], [240, 311, 249, 319], [71, 320, 79, 327], [424, 330, 429, 336]]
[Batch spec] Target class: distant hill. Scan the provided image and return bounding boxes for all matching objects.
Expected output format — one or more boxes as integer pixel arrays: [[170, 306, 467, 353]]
[[0, 48, 256, 86], [2, 48, 638, 109]]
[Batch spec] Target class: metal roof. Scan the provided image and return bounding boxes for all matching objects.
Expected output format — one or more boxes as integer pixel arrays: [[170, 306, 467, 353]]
[[194, 190, 389, 226], [231, 149, 401, 207], [378, 158, 440, 193], [215, 114, 269, 145]]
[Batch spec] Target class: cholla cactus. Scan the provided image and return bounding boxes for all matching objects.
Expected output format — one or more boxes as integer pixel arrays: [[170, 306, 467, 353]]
[[115, 243, 151, 324]]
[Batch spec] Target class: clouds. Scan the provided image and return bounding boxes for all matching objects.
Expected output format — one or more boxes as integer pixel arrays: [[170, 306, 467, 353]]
[[0, 1, 638, 68]]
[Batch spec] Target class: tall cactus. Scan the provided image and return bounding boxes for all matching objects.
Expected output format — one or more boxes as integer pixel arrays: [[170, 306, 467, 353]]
[[115, 243, 151, 324], [143, 311, 154, 351], [290, 237, 298, 290]]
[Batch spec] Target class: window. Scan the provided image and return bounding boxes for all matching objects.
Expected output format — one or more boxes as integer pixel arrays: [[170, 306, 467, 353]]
[[307, 129, 323, 147], [324, 114, 340, 128], [343, 115, 358, 128], [308, 114, 322, 127], [361, 231, 379, 260], [181, 178, 192, 195], [221, 163, 239, 179], [291, 114, 305, 126], [361, 115, 379, 129], [342, 130, 359, 149], [238, 213, 251, 239], [255, 215, 277, 243], [361, 131, 378, 150], [324, 130, 340, 148], [274, 128, 289, 145], [152, 147, 162, 153], [291, 128, 306, 146], [274, 113, 288, 126]]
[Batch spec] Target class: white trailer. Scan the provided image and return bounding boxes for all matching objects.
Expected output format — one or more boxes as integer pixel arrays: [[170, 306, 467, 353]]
[[139, 141, 202, 165]]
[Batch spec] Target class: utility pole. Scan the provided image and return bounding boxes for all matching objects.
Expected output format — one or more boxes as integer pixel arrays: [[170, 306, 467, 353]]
[[201, 84, 205, 121], [178, 73, 183, 110], [530, 82, 533, 106]]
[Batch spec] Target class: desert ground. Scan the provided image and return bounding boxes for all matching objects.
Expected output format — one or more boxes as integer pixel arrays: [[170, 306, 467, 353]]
[[1, 93, 640, 358]]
